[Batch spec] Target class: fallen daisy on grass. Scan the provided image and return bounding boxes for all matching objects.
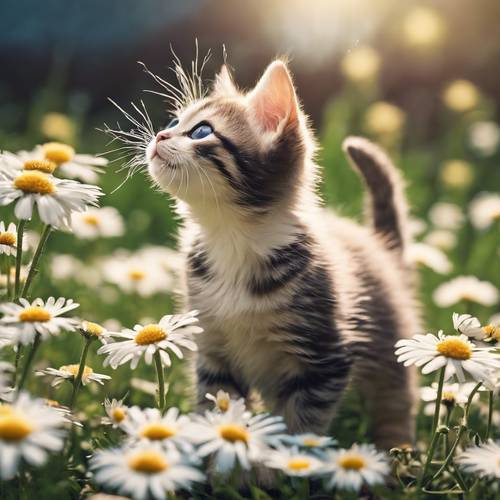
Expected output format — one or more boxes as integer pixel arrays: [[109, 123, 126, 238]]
[[89, 442, 205, 500], [0, 221, 17, 256], [0, 392, 67, 480], [456, 441, 500, 479], [265, 445, 324, 477], [36, 364, 111, 387], [0, 169, 102, 229], [190, 402, 286, 474], [98, 311, 202, 369], [321, 443, 389, 492], [395, 330, 500, 384], [0, 297, 79, 345]]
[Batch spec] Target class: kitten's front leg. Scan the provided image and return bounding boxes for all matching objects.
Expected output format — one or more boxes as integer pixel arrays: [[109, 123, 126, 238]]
[[196, 352, 248, 411]]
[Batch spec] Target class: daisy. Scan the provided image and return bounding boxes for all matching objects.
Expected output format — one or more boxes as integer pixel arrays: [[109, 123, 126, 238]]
[[101, 252, 173, 297], [468, 121, 500, 157], [0, 296, 79, 345], [0, 221, 17, 256], [190, 403, 286, 474], [36, 364, 111, 387], [98, 311, 202, 369], [420, 382, 477, 415], [104, 398, 129, 428], [452, 312, 499, 343], [0, 362, 14, 402], [80, 320, 114, 344], [71, 206, 125, 239], [122, 406, 196, 453], [469, 192, 500, 230], [0, 392, 67, 480], [321, 443, 389, 492], [395, 331, 500, 384], [433, 276, 499, 307], [406, 242, 452, 274], [205, 390, 246, 414], [456, 441, 500, 479], [428, 202, 464, 230], [89, 442, 205, 499], [423, 229, 457, 251], [280, 432, 336, 451], [0, 169, 102, 229], [265, 445, 324, 477]]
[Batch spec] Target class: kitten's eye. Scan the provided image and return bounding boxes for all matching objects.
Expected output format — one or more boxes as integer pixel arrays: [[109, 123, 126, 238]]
[[166, 117, 179, 129], [189, 123, 213, 140]]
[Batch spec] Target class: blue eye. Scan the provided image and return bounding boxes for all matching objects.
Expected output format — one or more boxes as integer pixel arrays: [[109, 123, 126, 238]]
[[190, 123, 213, 140], [166, 117, 179, 128]]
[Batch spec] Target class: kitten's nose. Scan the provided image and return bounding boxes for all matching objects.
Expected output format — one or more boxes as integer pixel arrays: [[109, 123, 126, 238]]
[[156, 131, 171, 143]]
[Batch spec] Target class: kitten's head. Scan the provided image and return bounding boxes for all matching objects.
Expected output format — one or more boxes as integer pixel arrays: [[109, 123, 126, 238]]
[[146, 60, 315, 216]]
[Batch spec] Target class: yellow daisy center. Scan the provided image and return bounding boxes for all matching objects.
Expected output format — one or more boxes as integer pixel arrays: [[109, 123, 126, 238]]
[[111, 407, 126, 423], [135, 324, 167, 345], [42, 142, 75, 164], [59, 364, 93, 378], [14, 171, 55, 195], [338, 453, 366, 470], [483, 325, 500, 341], [303, 438, 321, 447], [0, 232, 16, 246], [82, 321, 104, 337], [141, 423, 176, 440], [46, 399, 61, 408], [217, 399, 230, 413], [0, 408, 33, 442], [218, 424, 249, 444], [436, 338, 472, 360], [128, 450, 169, 473], [19, 306, 52, 323], [128, 269, 145, 282], [287, 458, 311, 471], [23, 159, 57, 174], [82, 214, 100, 226]]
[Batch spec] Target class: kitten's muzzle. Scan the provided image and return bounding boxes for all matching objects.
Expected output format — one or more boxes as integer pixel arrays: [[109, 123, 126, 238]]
[[150, 131, 171, 159]]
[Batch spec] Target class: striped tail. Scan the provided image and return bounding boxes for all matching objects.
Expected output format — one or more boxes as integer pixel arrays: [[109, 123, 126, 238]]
[[342, 136, 408, 253]]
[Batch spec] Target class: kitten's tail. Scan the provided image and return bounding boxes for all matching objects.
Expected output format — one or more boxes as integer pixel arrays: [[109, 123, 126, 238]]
[[342, 136, 408, 253]]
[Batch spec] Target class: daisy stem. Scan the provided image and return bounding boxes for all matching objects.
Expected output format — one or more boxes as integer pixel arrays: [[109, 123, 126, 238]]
[[69, 338, 92, 409], [4, 255, 12, 298], [21, 224, 51, 299], [14, 219, 26, 298], [485, 390, 493, 441], [418, 366, 445, 488], [16, 332, 41, 393], [154, 350, 166, 412]]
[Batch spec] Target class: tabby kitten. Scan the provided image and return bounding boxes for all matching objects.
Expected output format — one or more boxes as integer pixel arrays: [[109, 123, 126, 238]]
[[145, 60, 419, 448]]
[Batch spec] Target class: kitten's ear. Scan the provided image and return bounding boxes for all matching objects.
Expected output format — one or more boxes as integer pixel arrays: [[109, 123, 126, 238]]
[[247, 60, 299, 135], [213, 64, 238, 96]]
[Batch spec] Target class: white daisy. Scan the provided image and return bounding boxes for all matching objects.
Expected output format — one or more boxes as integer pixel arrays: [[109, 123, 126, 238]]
[[423, 229, 457, 251], [0, 144, 107, 183], [321, 443, 389, 492], [101, 252, 173, 297], [0, 221, 17, 256], [433, 276, 499, 307], [0, 362, 14, 402], [420, 382, 477, 415], [205, 390, 247, 414], [469, 192, 500, 230], [280, 432, 337, 451], [0, 169, 102, 229], [97, 311, 202, 369], [122, 407, 196, 453], [0, 296, 79, 345], [395, 331, 500, 384], [71, 207, 125, 239], [0, 266, 27, 295], [468, 121, 500, 157], [0, 392, 67, 480], [452, 313, 485, 340], [265, 445, 324, 477], [406, 242, 452, 274], [36, 364, 111, 387], [89, 442, 204, 499], [428, 202, 464, 230], [104, 398, 129, 428], [456, 441, 500, 479], [80, 320, 114, 344], [190, 403, 286, 474]]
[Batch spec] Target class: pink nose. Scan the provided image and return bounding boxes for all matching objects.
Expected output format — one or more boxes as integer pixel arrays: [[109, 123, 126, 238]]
[[156, 131, 171, 143]]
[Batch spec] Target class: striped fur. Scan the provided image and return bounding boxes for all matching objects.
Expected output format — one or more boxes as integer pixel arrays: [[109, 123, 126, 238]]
[[146, 61, 420, 448]]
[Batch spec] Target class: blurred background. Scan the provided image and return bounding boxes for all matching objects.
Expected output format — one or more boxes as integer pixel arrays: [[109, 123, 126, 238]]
[[1, 0, 499, 418]]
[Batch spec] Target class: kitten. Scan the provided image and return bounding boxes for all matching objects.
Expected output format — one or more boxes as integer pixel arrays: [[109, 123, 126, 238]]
[[144, 60, 419, 448]]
